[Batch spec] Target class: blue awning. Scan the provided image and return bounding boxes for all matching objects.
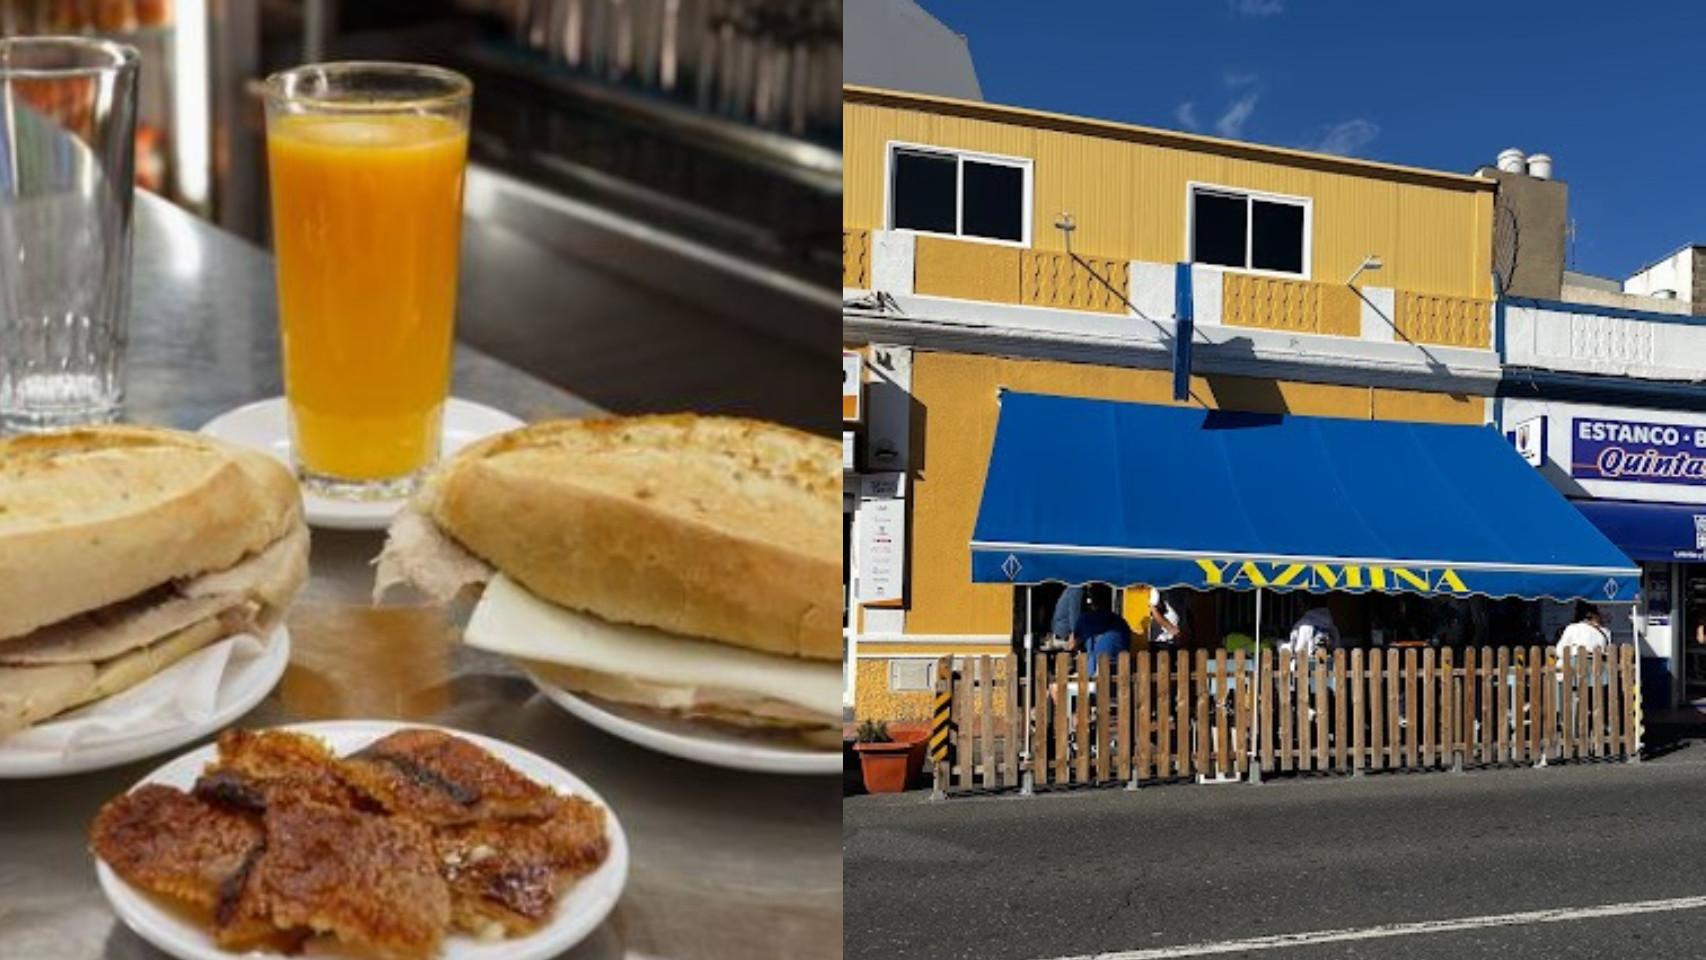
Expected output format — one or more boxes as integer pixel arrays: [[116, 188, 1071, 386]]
[[1571, 499, 1706, 563], [971, 392, 1639, 601]]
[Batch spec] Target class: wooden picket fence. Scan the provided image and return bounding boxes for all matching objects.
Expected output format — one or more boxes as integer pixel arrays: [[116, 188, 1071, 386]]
[[933, 645, 1641, 796]]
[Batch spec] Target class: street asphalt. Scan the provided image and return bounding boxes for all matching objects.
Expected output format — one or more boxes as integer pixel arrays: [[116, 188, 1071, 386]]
[[844, 732, 1706, 960]]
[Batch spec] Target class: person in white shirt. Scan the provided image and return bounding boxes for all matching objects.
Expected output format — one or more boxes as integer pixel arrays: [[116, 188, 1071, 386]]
[[1283, 604, 1340, 658], [1557, 604, 1610, 655], [1148, 588, 1186, 647]]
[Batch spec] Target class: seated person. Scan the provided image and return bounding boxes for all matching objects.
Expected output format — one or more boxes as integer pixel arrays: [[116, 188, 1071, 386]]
[[1047, 585, 1085, 651], [1148, 587, 1189, 648], [1557, 603, 1610, 655], [1282, 604, 1340, 659], [1069, 592, 1131, 678]]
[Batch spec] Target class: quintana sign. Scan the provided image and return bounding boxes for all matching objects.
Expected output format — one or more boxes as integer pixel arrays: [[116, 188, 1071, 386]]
[[1571, 417, 1706, 486]]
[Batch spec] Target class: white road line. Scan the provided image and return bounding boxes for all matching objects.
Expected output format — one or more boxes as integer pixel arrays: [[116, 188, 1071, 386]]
[[1046, 895, 1706, 960]]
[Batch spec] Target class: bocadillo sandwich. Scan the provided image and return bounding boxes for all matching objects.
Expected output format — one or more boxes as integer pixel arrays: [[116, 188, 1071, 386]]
[[376, 415, 840, 747], [0, 426, 308, 735]]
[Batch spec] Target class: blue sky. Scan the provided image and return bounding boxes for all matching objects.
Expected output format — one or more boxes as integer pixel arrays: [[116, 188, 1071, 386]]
[[917, 0, 1701, 279]]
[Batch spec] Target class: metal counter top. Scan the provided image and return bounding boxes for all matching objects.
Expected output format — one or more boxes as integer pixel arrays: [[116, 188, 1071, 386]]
[[0, 195, 841, 960]]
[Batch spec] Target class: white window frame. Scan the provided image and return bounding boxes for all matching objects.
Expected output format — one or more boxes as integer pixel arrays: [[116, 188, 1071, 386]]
[[884, 140, 1034, 248], [1184, 181, 1313, 280]]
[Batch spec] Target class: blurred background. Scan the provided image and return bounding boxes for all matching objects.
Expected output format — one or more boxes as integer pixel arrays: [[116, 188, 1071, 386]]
[[0, 0, 840, 433]]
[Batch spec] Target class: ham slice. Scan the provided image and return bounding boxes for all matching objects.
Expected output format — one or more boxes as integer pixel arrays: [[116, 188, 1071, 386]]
[[373, 507, 492, 605], [182, 522, 310, 612], [0, 521, 307, 667], [0, 593, 245, 665]]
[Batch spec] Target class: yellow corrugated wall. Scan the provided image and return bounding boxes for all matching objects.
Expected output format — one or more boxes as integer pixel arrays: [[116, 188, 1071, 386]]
[[845, 98, 1495, 301], [843, 228, 870, 288]]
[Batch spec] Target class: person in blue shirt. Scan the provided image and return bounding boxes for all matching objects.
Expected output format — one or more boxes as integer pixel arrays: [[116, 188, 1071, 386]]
[[1050, 585, 1085, 648], [1069, 591, 1131, 678]]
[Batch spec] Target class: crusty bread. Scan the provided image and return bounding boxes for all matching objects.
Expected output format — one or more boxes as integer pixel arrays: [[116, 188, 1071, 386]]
[[0, 426, 301, 641], [420, 416, 839, 661]]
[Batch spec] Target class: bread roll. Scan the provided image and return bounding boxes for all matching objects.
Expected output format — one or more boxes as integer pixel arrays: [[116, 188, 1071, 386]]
[[0, 426, 302, 641], [420, 416, 839, 661]]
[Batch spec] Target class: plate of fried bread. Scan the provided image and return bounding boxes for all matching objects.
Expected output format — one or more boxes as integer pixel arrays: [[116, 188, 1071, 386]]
[[90, 720, 627, 960]]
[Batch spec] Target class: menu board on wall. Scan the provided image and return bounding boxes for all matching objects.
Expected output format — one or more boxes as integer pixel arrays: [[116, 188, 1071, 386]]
[[857, 473, 905, 605]]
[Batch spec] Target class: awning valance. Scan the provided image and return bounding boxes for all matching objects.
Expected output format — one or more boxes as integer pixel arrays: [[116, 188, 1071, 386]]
[[1571, 499, 1706, 564], [970, 392, 1639, 601]]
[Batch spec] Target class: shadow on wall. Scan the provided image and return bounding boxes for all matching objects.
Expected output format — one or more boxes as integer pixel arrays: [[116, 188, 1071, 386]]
[[1202, 368, 1290, 416]]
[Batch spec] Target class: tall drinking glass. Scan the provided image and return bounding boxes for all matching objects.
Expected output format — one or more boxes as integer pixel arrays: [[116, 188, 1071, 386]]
[[0, 38, 138, 433], [264, 62, 471, 500]]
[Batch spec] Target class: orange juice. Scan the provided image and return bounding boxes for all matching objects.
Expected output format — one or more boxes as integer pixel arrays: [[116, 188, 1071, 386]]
[[267, 112, 467, 483]]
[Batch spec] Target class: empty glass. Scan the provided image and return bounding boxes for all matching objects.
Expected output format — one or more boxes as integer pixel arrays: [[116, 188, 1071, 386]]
[[0, 37, 139, 433]]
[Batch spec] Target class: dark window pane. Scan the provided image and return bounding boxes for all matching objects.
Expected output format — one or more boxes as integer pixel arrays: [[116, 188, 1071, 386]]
[[892, 150, 957, 234], [962, 161, 1025, 242], [1192, 191, 1247, 268], [1251, 200, 1305, 274]]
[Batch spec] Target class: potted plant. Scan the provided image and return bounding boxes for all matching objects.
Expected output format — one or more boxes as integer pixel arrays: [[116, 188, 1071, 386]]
[[854, 719, 914, 794], [886, 720, 932, 787]]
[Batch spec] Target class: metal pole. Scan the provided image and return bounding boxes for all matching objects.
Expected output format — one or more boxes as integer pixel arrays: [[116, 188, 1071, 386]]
[[1250, 588, 1264, 784], [1021, 586, 1035, 796]]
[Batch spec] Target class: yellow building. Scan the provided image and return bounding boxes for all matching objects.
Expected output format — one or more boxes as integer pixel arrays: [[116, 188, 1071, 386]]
[[842, 85, 1502, 723]]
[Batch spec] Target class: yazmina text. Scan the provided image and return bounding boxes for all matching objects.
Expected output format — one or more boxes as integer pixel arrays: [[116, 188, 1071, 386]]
[[1194, 559, 1469, 593]]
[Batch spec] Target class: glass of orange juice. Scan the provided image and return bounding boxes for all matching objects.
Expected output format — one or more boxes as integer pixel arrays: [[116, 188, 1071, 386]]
[[263, 62, 471, 500]]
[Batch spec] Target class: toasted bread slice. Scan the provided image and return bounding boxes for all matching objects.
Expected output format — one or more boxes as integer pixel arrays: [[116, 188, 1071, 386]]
[[90, 784, 264, 912], [418, 416, 839, 661], [253, 798, 450, 960], [0, 426, 301, 642], [340, 728, 562, 826]]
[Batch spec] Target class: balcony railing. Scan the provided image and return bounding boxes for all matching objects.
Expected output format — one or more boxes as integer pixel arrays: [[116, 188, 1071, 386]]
[[1503, 298, 1706, 381]]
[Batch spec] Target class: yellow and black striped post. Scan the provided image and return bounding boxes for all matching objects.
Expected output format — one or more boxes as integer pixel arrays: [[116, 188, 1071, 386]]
[[930, 657, 954, 799], [929, 689, 952, 762]]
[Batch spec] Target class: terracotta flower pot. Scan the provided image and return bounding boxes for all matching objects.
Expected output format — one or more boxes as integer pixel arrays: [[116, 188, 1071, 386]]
[[886, 722, 931, 788], [855, 741, 914, 793]]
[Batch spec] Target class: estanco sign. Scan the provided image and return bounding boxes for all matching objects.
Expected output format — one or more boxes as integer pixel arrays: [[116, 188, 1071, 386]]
[[1193, 559, 1469, 594], [1571, 416, 1706, 486]]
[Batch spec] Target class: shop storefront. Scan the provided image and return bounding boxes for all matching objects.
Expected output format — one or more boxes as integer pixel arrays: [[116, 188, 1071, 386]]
[[1499, 398, 1706, 709], [975, 392, 1638, 613]]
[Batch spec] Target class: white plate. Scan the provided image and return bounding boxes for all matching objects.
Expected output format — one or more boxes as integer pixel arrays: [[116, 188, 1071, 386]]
[[525, 670, 840, 775], [96, 719, 629, 960], [198, 398, 525, 531], [0, 627, 290, 779]]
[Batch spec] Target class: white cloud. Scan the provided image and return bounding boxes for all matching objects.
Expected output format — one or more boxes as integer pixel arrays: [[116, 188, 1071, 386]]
[[1223, 70, 1260, 89], [1309, 118, 1381, 156], [1215, 91, 1260, 139], [1175, 101, 1201, 131], [1228, 0, 1284, 15]]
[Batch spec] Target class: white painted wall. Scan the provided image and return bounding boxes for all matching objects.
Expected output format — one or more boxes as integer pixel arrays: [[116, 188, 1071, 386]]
[[1560, 282, 1690, 315], [870, 230, 915, 295], [1624, 248, 1693, 302], [857, 344, 911, 638], [1504, 302, 1706, 381], [1358, 287, 1397, 343], [1126, 260, 1174, 321]]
